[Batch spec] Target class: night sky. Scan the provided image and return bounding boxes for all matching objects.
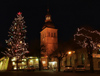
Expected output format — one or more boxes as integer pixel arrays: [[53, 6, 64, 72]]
[[0, 0, 100, 49]]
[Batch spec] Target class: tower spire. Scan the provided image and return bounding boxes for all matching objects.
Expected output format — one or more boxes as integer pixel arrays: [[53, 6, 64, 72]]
[[47, 8, 49, 13], [45, 8, 52, 23]]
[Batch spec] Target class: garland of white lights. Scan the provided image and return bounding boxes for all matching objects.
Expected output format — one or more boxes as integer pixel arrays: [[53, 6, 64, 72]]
[[1, 12, 29, 60], [74, 27, 100, 50]]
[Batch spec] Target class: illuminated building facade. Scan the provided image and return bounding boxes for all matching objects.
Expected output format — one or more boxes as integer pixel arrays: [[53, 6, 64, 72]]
[[40, 9, 58, 69], [40, 9, 58, 56], [75, 48, 100, 70], [61, 49, 100, 71], [11, 56, 39, 70]]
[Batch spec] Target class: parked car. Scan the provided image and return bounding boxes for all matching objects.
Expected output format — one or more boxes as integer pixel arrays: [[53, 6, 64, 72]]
[[75, 65, 85, 72], [25, 66, 35, 71], [64, 66, 74, 72]]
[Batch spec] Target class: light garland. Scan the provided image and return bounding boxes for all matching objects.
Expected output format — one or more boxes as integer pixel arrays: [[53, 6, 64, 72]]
[[2, 12, 29, 59], [74, 27, 100, 50]]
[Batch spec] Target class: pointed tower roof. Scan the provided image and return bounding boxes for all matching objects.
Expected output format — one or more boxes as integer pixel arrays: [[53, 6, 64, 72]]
[[42, 9, 55, 29]]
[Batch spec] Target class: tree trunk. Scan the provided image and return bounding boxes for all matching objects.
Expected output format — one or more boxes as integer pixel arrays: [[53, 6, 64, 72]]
[[89, 54, 94, 72], [39, 48, 41, 71], [39, 58, 41, 71], [26, 59, 28, 68], [7, 57, 13, 71], [86, 38, 94, 73], [58, 58, 61, 72], [16, 59, 19, 71]]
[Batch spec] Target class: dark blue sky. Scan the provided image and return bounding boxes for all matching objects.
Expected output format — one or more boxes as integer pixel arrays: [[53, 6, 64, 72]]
[[0, 0, 99, 47]]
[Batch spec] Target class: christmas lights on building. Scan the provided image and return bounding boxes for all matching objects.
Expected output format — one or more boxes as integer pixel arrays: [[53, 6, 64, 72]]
[[2, 12, 29, 60]]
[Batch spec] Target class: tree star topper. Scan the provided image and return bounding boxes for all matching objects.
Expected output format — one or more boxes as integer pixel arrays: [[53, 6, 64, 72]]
[[18, 12, 22, 15]]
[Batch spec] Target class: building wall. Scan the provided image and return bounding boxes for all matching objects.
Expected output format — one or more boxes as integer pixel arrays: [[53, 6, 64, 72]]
[[60, 48, 100, 70], [76, 48, 100, 70], [40, 27, 58, 56]]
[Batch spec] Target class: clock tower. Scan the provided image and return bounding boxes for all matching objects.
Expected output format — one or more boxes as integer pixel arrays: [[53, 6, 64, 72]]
[[40, 9, 58, 56]]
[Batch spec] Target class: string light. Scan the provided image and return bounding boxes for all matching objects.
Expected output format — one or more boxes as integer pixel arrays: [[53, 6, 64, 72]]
[[20, 41, 22, 43], [1, 12, 29, 59], [74, 27, 100, 50]]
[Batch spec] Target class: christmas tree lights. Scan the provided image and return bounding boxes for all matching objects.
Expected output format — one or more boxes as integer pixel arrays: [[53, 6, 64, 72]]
[[2, 12, 29, 60]]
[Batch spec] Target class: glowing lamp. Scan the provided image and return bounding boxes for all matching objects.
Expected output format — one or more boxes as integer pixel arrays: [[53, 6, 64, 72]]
[[20, 41, 22, 43], [36, 59, 38, 61], [15, 27, 16, 29], [11, 57, 16, 61], [15, 50, 17, 52], [29, 56, 33, 58], [12, 62, 16, 65], [42, 61, 46, 64], [30, 60, 33, 62], [52, 62, 55, 65], [14, 66, 17, 70], [97, 44, 100, 47], [22, 62, 24, 64], [68, 51, 72, 55], [26, 51, 29, 53]]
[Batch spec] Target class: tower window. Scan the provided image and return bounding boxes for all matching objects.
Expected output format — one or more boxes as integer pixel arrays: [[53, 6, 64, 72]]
[[51, 33, 53, 37], [54, 33, 56, 37], [48, 32, 50, 37]]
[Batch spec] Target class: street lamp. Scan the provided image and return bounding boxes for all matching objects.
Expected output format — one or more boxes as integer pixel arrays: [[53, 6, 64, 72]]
[[68, 51, 72, 55]]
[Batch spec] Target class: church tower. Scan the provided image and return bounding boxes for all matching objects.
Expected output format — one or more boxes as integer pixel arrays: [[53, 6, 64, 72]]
[[40, 9, 58, 56]]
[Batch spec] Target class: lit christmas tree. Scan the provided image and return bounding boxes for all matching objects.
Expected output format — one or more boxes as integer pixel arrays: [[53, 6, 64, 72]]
[[2, 12, 29, 60]]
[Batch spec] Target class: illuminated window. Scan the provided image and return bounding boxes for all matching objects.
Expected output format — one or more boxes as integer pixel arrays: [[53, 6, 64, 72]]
[[36, 59, 38, 61], [42, 61, 46, 64], [14, 66, 17, 70], [11, 57, 16, 61], [12, 62, 16, 65]]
